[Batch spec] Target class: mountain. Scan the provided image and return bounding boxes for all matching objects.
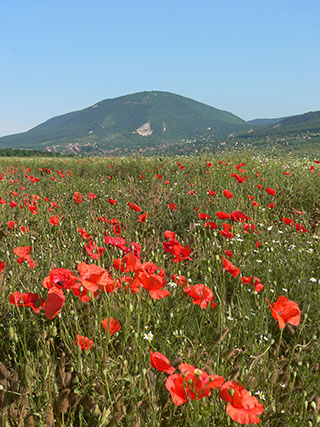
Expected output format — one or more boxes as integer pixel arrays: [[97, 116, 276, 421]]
[[0, 91, 249, 154]]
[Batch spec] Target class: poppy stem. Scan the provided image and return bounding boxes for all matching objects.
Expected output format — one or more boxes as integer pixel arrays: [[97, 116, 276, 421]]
[[276, 328, 284, 360]]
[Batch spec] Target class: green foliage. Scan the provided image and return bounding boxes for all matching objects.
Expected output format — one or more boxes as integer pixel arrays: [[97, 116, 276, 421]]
[[0, 148, 72, 157]]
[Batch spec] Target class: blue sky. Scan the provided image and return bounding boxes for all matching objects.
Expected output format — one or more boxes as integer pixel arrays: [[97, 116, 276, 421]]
[[1, 0, 320, 136]]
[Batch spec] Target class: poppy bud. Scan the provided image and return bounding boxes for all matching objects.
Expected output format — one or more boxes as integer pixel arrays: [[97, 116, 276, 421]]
[[9, 326, 14, 340]]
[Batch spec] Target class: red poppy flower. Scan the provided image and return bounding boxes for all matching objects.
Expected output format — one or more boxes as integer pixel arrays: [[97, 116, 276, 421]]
[[230, 211, 251, 223], [128, 202, 142, 211], [49, 215, 60, 226], [208, 190, 216, 196], [74, 192, 83, 203], [223, 190, 233, 199], [171, 274, 188, 288], [10, 292, 45, 313], [222, 256, 240, 278], [241, 276, 264, 293], [13, 246, 32, 258], [266, 296, 301, 329], [243, 224, 256, 233], [224, 250, 233, 258], [168, 203, 178, 211], [84, 240, 105, 260], [7, 221, 16, 230], [198, 212, 210, 220], [13, 246, 37, 268], [78, 228, 92, 240], [216, 211, 230, 220], [162, 238, 175, 254], [266, 187, 276, 196], [149, 350, 175, 374], [43, 268, 77, 290], [45, 287, 66, 319], [88, 192, 96, 199], [205, 221, 218, 230], [0, 261, 6, 272], [295, 223, 307, 233], [28, 204, 38, 214], [75, 334, 94, 350], [122, 250, 143, 270], [184, 284, 217, 309], [282, 217, 294, 226], [140, 272, 170, 299], [166, 363, 224, 406], [172, 244, 192, 263], [220, 223, 234, 239], [220, 381, 264, 424], [101, 317, 121, 335], [78, 262, 116, 293], [164, 230, 176, 239], [137, 211, 147, 223], [104, 235, 128, 252]]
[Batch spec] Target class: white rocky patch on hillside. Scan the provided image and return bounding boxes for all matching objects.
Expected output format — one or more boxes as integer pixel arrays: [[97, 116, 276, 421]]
[[136, 122, 153, 136]]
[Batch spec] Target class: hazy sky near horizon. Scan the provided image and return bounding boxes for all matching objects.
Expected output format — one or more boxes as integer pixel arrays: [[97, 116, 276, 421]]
[[1, 0, 320, 136]]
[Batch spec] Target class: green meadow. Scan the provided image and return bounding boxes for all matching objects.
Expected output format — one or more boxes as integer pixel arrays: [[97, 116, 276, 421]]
[[0, 152, 319, 426]]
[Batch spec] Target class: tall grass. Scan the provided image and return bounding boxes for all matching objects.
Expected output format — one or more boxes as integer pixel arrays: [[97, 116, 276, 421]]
[[0, 152, 319, 426]]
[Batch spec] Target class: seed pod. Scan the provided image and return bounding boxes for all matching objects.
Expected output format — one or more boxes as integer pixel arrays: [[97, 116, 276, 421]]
[[271, 368, 279, 384], [213, 327, 230, 344], [0, 363, 10, 380], [45, 404, 54, 427], [58, 389, 70, 414], [10, 371, 19, 392], [227, 348, 240, 361], [64, 372, 72, 388], [26, 415, 35, 426]]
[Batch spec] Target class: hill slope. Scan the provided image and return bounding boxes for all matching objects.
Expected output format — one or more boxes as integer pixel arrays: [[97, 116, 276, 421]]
[[244, 111, 320, 138], [247, 117, 289, 125], [0, 91, 249, 154]]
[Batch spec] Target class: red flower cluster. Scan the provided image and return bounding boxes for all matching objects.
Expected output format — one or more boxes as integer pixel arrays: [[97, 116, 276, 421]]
[[13, 246, 37, 269], [113, 252, 171, 299], [10, 292, 45, 313], [162, 230, 192, 263]]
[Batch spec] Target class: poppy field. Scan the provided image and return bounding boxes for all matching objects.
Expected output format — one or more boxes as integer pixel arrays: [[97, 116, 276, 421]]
[[0, 152, 319, 426]]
